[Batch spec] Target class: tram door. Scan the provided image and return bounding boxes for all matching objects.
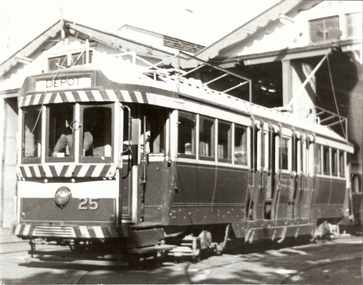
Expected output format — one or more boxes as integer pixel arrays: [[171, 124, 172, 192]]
[[120, 106, 171, 224], [292, 134, 314, 222], [140, 108, 171, 224], [248, 122, 275, 221], [273, 131, 294, 221]]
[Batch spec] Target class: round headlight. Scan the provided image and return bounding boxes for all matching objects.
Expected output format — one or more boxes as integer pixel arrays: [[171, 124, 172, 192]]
[[54, 186, 72, 208]]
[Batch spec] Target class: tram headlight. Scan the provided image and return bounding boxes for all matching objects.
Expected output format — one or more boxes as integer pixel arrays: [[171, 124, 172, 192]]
[[54, 186, 72, 209]]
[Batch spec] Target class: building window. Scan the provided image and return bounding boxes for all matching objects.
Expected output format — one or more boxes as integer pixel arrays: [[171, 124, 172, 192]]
[[48, 50, 93, 71], [346, 12, 362, 39], [178, 112, 196, 157], [48, 55, 68, 71], [218, 121, 231, 161], [71, 51, 93, 66], [309, 16, 340, 44], [199, 116, 214, 159], [234, 125, 248, 165]]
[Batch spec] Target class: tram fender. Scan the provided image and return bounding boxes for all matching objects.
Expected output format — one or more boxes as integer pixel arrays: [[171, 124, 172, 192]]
[[245, 223, 316, 243], [128, 227, 165, 248]]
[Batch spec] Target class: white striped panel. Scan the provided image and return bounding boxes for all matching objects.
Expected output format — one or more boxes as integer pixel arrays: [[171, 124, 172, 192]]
[[33, 93, 43, 105], [23, 166, 32, 177], [91, 90, 104, 101], [41, 165, 52, 177], [53, 93, 63, 104], [77, 165, 90, 177], [71, 228, 77, 238], [91, 164, 105, 177], [53, 165, 64, 176], [105, 89, 118, 101], [93, 227, 104, 238], [65, 91, 76, 102], [79, 226, 90, 238], [33, 166, 42, 177], [77, 90, 89, 102], [23, 224, 31, 235], [43, 93, 53, 104], [108, 165, 117, 176], [65, 165, 77, 177], [14, 225, 21, 235], [24, 95, 32, 106], [134, 91, 144, 103], [120, 90, 132, 102]]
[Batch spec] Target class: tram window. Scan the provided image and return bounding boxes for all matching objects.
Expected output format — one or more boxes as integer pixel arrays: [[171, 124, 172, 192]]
[[218, 121, 231, 161], [234, 125, 247, 165], [48, 104, 74, 158], [178, 112, 196, 157], [199, 116, 215, 158], [82, 107, 112, 158], [339, 151, 345, 177], [280, 137, 289, 170], [323, 146, 330, 175], [332, 148, 338, 176], [23, 108, 42, 160], [315, 144, 322, 174], [48, 55, 67, 71], [296, 139, 302, 174], [145, 110, 167, 154], [308, 142, 315, 176]]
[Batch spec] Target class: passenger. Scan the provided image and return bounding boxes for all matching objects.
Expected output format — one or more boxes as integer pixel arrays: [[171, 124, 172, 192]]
[[52, 122, 94, 157], [83, 131, 93, 156], [52, 130, 73, 157], [140, 130, 150, 154], [184, 142, 192, 154]]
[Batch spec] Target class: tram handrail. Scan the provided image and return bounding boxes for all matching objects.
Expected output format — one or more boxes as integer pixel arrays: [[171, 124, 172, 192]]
[[111, 49, 254, 113], [315, 105, 348, 140]]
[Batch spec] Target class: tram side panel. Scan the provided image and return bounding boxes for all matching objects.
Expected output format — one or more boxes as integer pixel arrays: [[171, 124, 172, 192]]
[[170, 161, 249, 226], [312, 176, 347, 223], [170, 162, 248, 226]]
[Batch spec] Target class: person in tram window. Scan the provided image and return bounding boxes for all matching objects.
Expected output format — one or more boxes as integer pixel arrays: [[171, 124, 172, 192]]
[[52, 119, 74, 157], [52, 120, 94, 157], [140, 130, 151, 154]]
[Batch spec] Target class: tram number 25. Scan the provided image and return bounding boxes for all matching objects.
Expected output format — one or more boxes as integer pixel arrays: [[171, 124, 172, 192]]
[[78, 198, 99, 210]]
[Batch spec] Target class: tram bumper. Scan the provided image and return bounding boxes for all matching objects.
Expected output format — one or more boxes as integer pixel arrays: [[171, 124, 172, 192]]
[[12, 223, 126, 240]]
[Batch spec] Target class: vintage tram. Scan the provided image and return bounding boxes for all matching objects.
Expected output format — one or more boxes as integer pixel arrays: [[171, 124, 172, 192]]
[[13, 52, 354, 262]]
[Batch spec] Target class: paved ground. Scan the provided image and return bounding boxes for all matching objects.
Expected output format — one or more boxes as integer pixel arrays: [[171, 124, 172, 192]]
[[1, 226, 362, 284]]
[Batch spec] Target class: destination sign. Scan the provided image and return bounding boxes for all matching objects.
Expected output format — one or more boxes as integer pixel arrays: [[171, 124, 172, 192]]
[[35, 76, 92, 91]]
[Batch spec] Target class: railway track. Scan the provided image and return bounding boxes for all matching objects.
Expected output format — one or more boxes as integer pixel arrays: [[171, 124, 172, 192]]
[[1, 234, 361, 284]]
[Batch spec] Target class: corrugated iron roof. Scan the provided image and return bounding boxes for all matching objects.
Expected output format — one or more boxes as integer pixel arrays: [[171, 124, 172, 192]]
[[0, 20, 63, 76], [0, 20, 195, 77], [194, 0, 323, 61]]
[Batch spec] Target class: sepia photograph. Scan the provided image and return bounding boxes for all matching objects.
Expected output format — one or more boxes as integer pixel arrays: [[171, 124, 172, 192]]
[[0, 0, 362, 284]]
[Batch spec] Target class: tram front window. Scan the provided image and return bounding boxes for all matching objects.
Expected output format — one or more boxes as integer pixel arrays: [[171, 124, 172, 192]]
[[23, 108, 42, 161], [81, 106, 112, 160], [48, 104, 75, 159]]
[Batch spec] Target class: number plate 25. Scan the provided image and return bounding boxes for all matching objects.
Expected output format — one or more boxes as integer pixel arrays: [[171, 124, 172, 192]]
[[78, 198, 99, 210]]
